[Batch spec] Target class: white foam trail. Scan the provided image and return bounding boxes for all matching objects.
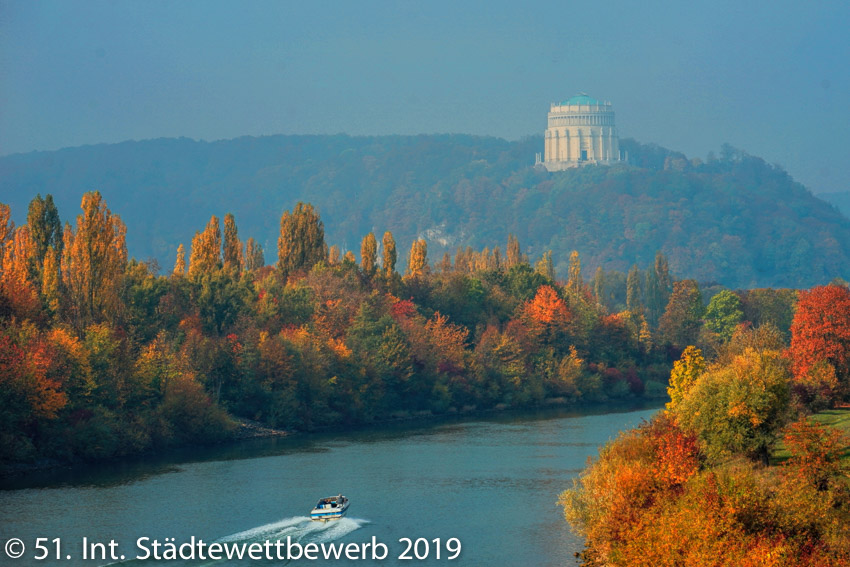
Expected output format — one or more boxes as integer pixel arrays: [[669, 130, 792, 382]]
[[102, 517, 368, 566], [216, 516, 311, 543]]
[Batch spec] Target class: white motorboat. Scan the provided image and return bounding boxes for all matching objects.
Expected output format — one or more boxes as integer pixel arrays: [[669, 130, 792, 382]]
[[310, 494, 350, 521]]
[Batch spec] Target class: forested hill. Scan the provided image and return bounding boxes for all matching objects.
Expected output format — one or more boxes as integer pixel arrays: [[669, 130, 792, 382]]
[[2, 134, 848, 289]]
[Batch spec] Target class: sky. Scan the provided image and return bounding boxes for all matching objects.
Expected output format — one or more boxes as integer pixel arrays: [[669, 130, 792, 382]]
[[1, 0, 849, 194]]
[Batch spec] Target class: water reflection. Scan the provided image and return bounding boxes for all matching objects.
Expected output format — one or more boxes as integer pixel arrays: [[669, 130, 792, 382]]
[[1, 399, 659, 491]]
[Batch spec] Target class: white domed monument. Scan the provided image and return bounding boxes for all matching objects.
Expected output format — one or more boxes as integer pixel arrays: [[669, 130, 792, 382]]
[[538, 93, 620, 171]]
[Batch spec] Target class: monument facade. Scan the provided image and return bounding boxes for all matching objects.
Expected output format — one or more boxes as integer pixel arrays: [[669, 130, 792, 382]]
[[539, 94, 619, 171]]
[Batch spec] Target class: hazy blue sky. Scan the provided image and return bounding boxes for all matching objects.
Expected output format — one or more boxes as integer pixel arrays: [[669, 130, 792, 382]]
[[1, 0, 848, 193]]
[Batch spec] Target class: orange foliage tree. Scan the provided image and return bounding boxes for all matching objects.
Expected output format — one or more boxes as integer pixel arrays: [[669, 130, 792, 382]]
[[789, 284, 850, 401]]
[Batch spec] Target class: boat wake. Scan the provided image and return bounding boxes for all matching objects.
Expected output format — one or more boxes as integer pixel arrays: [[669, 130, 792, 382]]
[[103, 516, 367, 566]]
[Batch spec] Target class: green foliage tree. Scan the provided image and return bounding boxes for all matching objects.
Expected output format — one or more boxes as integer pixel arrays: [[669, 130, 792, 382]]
[[535, 250, 555, 281], [277, 202, 326, 279], [593, 266, 605, 307], [704, 290, 744, 342], [674, 347, 791, 464], [645, 251, 672, 327], [26, 194, 62, 275], [626, 264, 643, 314]]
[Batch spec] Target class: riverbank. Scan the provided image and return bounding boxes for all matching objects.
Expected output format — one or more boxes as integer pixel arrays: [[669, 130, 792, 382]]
[[1, 396, 664, 487]]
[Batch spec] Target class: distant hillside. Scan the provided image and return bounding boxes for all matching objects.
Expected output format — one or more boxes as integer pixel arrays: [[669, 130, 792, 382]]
[[819, 191, 850, 219], [1, 134, 849, 288]]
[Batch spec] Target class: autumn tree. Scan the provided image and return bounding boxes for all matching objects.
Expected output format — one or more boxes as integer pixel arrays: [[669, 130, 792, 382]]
[[436, 251, 452, 274], [173, 244, 186, 276], [0, 203, 13, 256], [593, 266, 606, 307], [626, 264, 643, 314], [27, 194, 63, 275], [222, 213, 243, 272], [407, 238, 428, 276], [566, 250, 582, 295], [645, 251, 672, 327], [782, 418, 849, 490], [659, 279, 703, 347], [675, 347, 791, 464], [360, 232, 377, 276], [0, 225, 40, 319], [188, 216, 222, 278], [381, 231, 397, 277], [506, 234, 522, 268], [0, 329, 67, 460], [61, 191, 127, 327], [739, 288, 797, 339], [327, 244, 340, 266], [789, 284, 850, 400], [277, 202, 326, 278], [666, 345, 705, 413], [523, 284, 573, 347], [41, 246, 61, 315], [244, 237, 264, 271], [534, 250, 554, 281]]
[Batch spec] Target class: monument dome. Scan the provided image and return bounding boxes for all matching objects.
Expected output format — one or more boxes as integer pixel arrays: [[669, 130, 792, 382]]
[[540, 93, 620, 171]]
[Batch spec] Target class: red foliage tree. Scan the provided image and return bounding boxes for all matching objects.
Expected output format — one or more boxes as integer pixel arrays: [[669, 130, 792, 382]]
[[789, 285, 850, 400]]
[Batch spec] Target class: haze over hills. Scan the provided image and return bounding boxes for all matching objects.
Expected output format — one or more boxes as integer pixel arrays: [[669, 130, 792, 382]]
[[1, 134, 848, 289], [819, 191, 850, 219]]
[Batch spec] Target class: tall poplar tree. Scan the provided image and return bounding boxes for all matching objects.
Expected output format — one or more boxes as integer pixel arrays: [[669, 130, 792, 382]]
[[62, 191, 127, 327], [328, 244, 340, 266], [277, 202, 326, 278], [1, 225, 37, 303], [593, 266, 606, 307], [360, 232, 377, 276], [407, 239, 428, 276], [188, 216, 222, 278], [506, 234, 521, 268], [536, 250, 555, 281], [646, 251, 672, 326], [244, 238, 264, 271], [567, 250, 582, 295], [27, 194, 63, 273], [0, 203, 13, 259], [627, 264, 643, 314], [173, 244, 186, 276], [41, 246, 60, 315], [223, 213, 243, 272], [382, 231, 397, 277]]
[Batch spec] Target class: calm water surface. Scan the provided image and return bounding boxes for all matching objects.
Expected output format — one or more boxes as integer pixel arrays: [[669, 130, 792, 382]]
[[1, 402, 660, 566]]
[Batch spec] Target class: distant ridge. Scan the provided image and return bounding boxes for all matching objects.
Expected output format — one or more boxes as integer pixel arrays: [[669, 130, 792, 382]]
[[1, 134, 848, 289]]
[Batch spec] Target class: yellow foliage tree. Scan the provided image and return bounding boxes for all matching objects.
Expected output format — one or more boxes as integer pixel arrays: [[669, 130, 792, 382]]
[[407, 238, 428, 276], [360, 232, 377, 275], [61, 191, 127, 328], [666, 345, 705, 413]]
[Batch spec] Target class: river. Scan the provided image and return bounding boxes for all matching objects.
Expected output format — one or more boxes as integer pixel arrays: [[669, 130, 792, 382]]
[[0, 402, 659, 566]]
